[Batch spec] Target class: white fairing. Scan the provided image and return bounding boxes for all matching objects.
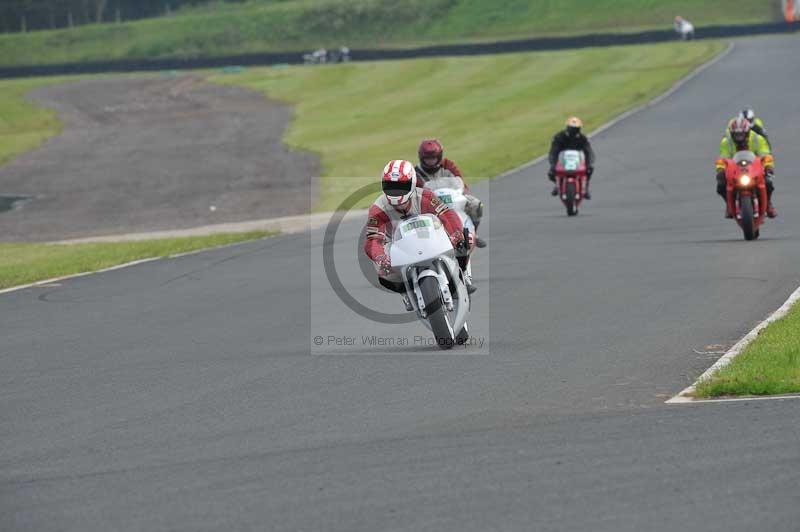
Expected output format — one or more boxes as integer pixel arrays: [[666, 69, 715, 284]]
[[390, 215, 453, 268], [424, 177, 475, 232], [559, 150, 584, 172], [389, 214, 470, 341]]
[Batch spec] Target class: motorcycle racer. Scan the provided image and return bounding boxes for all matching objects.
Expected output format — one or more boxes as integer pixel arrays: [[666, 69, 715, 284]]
[[415, 139, 487, 248], [716, 116, 776, 218], [365, 160, 476, 307], [548, 117, 596, 199], [739, 108, 771, 148]]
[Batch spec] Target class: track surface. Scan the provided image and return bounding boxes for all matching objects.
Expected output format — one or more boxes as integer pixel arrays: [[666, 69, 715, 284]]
[[0, 76, 318, 242], [2, 36, 800, 531]]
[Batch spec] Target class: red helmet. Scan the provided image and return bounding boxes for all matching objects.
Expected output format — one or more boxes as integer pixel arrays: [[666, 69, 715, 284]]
[[418, 139, 444, 172], [381, 160, 417, 208], [729, 116, 751, 146]]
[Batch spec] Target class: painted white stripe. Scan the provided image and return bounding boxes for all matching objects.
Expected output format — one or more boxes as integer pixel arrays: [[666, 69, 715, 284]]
[[667, 284, 800, 404], [494, 42, 736, 181], [667, 393, 800, 405], [0, 258, 160, 296]]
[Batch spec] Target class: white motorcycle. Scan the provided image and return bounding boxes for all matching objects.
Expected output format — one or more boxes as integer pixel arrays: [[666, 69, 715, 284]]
[[390, 214, 471, 349], [424, 176, 475, 233], [424, 176, 476, 280]]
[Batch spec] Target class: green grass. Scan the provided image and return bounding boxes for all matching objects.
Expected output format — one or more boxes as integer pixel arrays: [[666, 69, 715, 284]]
[[214, 40, 725, 210], [694, 302, 800, 397], [0, 0, 776, 67], [0, 232, 272, 290], [0, 77, 69, 166]]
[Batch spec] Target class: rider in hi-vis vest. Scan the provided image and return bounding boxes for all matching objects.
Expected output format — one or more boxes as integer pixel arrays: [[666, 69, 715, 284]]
[[716, 116, 776, 218]]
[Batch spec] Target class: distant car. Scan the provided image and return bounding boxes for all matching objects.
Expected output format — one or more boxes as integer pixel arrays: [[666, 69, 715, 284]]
[[303, 47, 350, 65]]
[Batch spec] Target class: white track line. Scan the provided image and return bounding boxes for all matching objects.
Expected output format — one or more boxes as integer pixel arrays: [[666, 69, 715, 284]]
[[0, 258, 161, 296], [667, 285, 800, 404], [1, 43, 735, 297]]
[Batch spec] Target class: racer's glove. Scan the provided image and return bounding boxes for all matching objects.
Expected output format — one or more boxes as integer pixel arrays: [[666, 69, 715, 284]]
[[547, 167, 556, 181], [374, 254, 392, 276], [450, 232, 469, 254]]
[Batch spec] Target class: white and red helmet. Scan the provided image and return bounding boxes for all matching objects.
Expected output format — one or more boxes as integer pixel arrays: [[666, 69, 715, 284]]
[[381, 159, 417, 207], [729, 116, 751, 145]]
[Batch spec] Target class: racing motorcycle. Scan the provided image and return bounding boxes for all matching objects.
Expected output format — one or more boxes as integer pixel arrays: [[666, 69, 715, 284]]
[[721, 150, 768, 240], [424, 175, 479, 275], [390, 213, 471, 349], [554, 150, 588, 216]]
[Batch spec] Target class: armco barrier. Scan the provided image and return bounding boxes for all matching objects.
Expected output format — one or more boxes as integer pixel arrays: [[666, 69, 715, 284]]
[[0, 21, 797, 79]]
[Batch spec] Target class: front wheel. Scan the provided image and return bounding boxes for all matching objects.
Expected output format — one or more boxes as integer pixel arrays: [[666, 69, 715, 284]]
[[565, 181, 577, 216], [419, 276, 455, 350], [739, 196, 756, 241]]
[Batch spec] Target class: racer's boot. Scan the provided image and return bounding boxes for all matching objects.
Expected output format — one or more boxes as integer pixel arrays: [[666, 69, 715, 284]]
[[583, 184, 592, 200], [473, 224, 487, 248], [551, 186, 558, 196], [459, 257, 477, 294], [725, 207, 734, 219], [767, 202, 777, 218], [465, 274, 477, 294], [766, 183, 777, 218]]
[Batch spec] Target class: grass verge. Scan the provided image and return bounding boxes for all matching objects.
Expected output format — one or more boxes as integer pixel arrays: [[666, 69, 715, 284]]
[[214, 40, 725, 210], [0, 231, 272, 290], [0, 0, 775, 67], [0, 77, 69, 166], [694, 302, 800, 397]]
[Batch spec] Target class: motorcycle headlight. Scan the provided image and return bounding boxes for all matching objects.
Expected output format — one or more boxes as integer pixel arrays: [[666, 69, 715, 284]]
[[739, 175, 751, 186]]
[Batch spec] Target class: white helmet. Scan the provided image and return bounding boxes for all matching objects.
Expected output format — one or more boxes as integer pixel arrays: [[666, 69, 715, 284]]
[[381, 160, 417, 208]]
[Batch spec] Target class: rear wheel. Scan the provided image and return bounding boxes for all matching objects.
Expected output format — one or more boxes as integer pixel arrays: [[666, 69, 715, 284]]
[[740, 196, 756, 241], [565, 181, 577, 216], [419, 276, 454, 350]]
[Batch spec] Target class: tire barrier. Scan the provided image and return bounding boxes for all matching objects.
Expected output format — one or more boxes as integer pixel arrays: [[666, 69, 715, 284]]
[[1, 20, 798, 79]]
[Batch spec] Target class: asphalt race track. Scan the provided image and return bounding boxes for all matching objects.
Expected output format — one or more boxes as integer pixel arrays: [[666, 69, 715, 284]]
[[2, 36, 800, 531], [0, 76, 318, 242]]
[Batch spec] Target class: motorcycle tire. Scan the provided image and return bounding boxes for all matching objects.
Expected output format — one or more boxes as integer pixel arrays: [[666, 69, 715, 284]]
[[419, 276, 455, 350], [565, 182, 578, 216], [740, 197, 756, 241], [455, 323, 470, 346]]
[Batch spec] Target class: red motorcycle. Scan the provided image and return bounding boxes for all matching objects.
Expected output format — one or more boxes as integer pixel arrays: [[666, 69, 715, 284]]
[[721, 151, 769, 240], [555, 150, 588, 216]]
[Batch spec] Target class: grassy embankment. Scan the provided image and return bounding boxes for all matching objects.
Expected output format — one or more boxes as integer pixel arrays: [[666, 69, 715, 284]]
[[694, 302, 800, 397], [0, 39, 724, 288], [0, 0, 776, 66], [0, 77, 67, 166], [0, 232, 272, 290], [215, 40, 725, 210]]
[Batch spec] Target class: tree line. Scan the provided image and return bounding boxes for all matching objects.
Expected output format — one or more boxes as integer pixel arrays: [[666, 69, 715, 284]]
[[0, 0, 245, 33]]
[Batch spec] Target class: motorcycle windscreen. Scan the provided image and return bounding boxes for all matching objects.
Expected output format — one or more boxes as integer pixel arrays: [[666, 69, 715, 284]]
[[390, 215, 454, 268], [559, 150, 585, 172], [733, 150, 756, 164]]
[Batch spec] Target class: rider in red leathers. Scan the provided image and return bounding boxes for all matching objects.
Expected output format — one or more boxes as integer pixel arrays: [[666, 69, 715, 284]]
[[415, 139, 486, 248], [365, 160, 475, 309]]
